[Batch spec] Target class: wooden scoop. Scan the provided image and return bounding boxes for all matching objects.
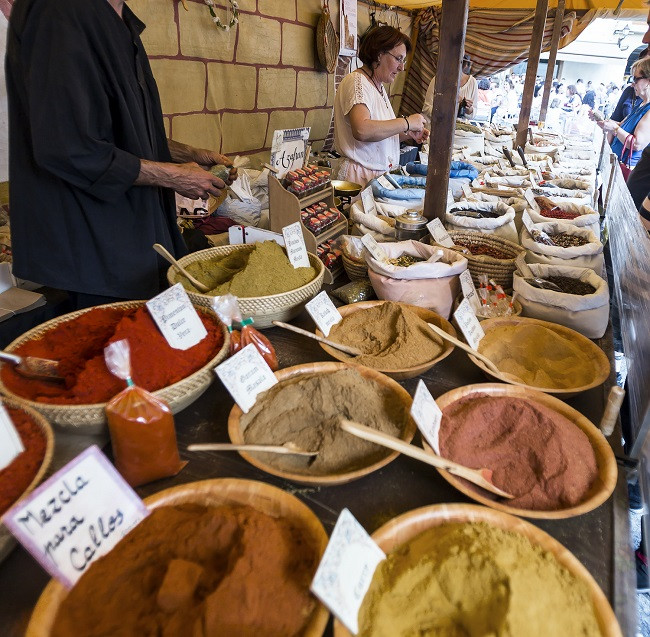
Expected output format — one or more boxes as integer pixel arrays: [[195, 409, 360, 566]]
[[340, 419, 513, 499], [187, 442, 318, 457], [272, 321, 362, 356], [0, 351, 64, 381], [426, 322, 502, 375], [153, 243, 210, 293]]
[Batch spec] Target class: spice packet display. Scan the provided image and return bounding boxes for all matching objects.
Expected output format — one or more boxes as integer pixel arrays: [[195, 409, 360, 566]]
[[300, 201, 343, 236], [317, 237, 344, 272], [212, 294, 278, 371], [284, 164, 331, 197], [104, 339, 185, 488], [475, 274, 517, 318], [332, 279, 376, 304]]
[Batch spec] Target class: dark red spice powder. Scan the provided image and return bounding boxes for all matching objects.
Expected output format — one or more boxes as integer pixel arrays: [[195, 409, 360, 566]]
[[1, 307, 224, 405], [0, 407, 46, 515]]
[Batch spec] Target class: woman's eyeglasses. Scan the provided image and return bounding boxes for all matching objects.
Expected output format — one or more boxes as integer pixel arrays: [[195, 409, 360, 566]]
[[632, 75, 647, 84], [385, 51, 406, 67]]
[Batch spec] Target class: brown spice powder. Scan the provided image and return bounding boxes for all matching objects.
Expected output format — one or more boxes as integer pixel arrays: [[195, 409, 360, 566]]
[[439, 395, 598, 510]]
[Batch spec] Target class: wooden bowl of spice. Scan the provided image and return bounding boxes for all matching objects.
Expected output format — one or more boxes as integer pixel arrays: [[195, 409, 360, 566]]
[[0, 301, 229, 433], [0, 398, 54, 562], [466, 316, 610, 395], [26, 478, 330, 637], [423, 383, 617, 520], [166, 243, 325, 329], [316, 300, 457, 380], [228, 362, 417, 486], [333, 503, 622, 637]]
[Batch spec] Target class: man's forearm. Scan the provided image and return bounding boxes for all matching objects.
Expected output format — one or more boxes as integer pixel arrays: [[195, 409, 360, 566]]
[[167, 139, 201, 164]]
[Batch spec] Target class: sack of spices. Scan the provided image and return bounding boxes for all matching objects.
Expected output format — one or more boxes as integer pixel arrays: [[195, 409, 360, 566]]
[[104, 340, 185, 488], [521, 221, 604, 273], [529, 198, 600, 236], [446, 201, 518, 244], [213, 294, 278, 370], [364, 240, 467, 319], [513, 264, 609, 339]]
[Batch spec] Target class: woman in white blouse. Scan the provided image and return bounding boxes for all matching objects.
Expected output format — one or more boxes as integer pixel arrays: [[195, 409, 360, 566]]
[[334, 26, 428, 187]]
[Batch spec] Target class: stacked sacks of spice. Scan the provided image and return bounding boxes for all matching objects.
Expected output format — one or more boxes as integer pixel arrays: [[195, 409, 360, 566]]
[[513, 263, 609, 339], [521, 221, 604, 273], [363, 240, 468, 319]]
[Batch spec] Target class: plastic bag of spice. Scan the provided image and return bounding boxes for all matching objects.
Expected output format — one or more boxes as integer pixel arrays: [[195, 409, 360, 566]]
[[104, 340, 186, 488], [212, 294, 278, 370]]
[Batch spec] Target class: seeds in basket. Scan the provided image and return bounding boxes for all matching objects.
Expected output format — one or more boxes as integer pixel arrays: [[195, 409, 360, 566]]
[[439, 394, 597, 510], [50, 504, 321, 637], [239, 368, 411, 475], [357, 521, 601, 636], [0, 306, 224, 405], [177, 241, 317, 297]]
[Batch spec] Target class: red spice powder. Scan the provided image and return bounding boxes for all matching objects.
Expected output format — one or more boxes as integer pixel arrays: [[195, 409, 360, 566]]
[[1, 307, 224, 405], [0, 407, 46, 515]]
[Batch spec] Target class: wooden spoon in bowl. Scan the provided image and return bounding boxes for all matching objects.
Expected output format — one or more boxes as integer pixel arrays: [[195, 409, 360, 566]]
[[0, 351, 64, 382], [340, 419, 513, 499], [187, 442, 318, 457], [153, 243, 210, 294], [272, 321, 362, 356]]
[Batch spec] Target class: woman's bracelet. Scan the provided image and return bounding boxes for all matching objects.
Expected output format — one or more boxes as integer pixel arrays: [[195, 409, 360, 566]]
[[403, 115, 410, 133]]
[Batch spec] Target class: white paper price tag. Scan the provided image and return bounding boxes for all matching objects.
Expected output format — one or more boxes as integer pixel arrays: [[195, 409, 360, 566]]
[[410, 380, 443, 455], [0, 403, 24, 470], [461, 183, 473, 198], [524, 188, 540, 212], [453, 297, 485, 350], [2, 446, 148, 588], [306, 291, 342, 337], [427, 218, 455, 247], [360, 186, 377, 216], [521, 210, 535, 234], [376, 175, 395, 190], [146, 283, 207, 350], [528, 170, 538, 186], [361, 233, 388, 262], [310, 508, 385, 635], [215, 343, 278, 414], [282, 222, 310, 268], [459, 269, 480, 311]]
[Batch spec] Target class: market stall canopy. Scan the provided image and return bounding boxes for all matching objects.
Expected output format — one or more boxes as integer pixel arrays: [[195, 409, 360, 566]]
[[385, 0, 646, 10]]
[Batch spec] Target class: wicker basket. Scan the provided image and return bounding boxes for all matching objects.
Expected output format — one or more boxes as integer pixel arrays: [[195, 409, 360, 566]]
[[316, 10, 338, 73], [446, 231, 524, 291], [0, 301, 230, 432], [167, 245, 325, 329], [0, 398, 54, 562], [342, 252, 368, 280]]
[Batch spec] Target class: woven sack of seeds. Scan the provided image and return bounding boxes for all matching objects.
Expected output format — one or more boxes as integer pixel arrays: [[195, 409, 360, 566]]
[[446, 201, 517, 243], [521, 221, 604, 272], [513, 263, 609, 338]]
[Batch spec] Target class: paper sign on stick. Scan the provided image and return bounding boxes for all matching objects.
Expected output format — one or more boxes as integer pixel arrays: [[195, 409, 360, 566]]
[[2, 446, 148, 589], [410, 380, 443, 455], [282, 222, 310, 268], [306, 291, 342, 337], [453, 298, 485, 350], [427, 218, 455, 247]]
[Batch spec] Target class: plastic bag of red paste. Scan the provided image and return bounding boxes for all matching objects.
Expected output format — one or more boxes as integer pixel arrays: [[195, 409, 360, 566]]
[[213, 294, 278, 370], [104, 340, 186, 487]]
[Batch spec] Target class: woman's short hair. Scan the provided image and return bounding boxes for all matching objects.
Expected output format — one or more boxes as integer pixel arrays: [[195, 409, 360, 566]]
[[632, 55, 650, 79], [567, 84, 577, 95], [478, 78, 490, 90], [358, 25, 411, 68]]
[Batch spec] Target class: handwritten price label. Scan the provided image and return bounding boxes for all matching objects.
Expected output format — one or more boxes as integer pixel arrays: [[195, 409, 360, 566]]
[[306, 291, 342, 337], [427, 218, 455, 247], [410, 380, 443, 454], [361, 234, 388, 262], [282, 222, 310, 268], [453, 298, 485, 350]]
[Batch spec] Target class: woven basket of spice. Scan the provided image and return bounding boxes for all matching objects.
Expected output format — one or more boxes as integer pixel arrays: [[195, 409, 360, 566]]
[[445, 231, 525, 290], [342, 252, 368, 280], [167, 244, 325, 329], [0, 398, 54, 562], [0, 301, 230, 431]]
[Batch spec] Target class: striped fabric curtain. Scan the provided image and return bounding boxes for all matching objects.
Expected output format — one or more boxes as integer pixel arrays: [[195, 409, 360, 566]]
[[399, 6, 579, 117]]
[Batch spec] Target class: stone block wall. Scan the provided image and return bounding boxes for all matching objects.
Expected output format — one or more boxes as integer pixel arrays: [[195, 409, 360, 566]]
[[131, 0, 413, 163]]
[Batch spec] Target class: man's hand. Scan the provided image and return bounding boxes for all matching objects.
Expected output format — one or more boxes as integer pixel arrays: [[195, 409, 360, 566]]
[[167, 139, 238, 184], [408, 127, 429, 144], [136, 160, 226, 199]]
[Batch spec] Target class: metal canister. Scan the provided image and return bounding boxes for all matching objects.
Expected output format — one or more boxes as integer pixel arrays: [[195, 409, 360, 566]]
[[395, 210, 429, 241]]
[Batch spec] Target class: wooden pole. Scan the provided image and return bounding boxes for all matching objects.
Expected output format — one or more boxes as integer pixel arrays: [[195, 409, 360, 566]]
[[539, 0, 566, 126], [515, 0, 549, 149], [423, 0, 469, 222]]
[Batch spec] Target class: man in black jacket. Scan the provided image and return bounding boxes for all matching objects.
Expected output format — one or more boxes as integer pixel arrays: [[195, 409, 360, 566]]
[[6, 0, 235, 309]]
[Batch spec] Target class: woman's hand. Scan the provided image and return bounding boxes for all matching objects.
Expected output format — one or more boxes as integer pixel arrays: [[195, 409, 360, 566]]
[[406, 113, 427, 133], [408, 127, 429, 144], [601, 119, 619, 133]]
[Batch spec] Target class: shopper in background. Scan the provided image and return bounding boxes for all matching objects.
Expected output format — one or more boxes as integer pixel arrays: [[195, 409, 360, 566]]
[[423, 53, 478, 120], [562, 85, 582, 113], [6, 0, 237, 310], [334, 25, 428, 187]]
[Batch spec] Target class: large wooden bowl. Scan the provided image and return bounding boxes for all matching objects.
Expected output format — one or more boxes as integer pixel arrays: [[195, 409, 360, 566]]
[[467, 316, 610, 396], [26, 478, 330, 637], [0, 301, 230, 433], [228, 362, 416, 486], [424, 383, 617, 519], [316, 301, 457, 380], [0, 398, 54, 562], [333, 503, 622, 637], [167, 245, 325, 329]]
